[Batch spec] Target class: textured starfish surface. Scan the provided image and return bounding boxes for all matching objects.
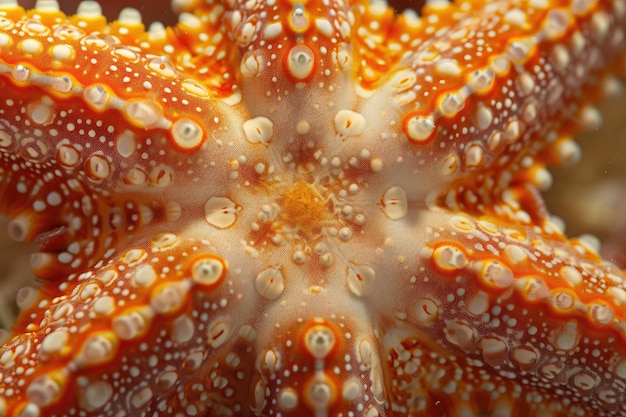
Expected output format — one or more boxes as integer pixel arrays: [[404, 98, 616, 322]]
[[1, 0, 626, 416]]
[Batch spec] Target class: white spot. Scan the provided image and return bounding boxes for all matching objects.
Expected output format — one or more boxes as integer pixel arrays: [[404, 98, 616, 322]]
[[208, 320, 232, 348], [414, 298, 439, 326], [241, 51, 265, 78], [243, 116, 273, 144], [370, 157, 383, 172], [346, 263, 375, 297], [171, 118, 204, 149], [405, 114, 436, 143], [263, 21, 283, 39], [381, 186, 408, 220], [204, 196, 238, 228], [435, 58, 462, 76], [334, 109, 366, 137], [82, 381, 113, 411], [20, 38, 43, 54], [476, 106, 493, 130], [342, 379, 361, 401], [124, 99, 164, 129], [116, 130, 136, 158], [191, 257, 224, 286], [26, 375, 60, 407], [439, 92, 465, 116], [255, 266, 285, 300], [504, 8, 527, 27], [279, 388, 298, 410], [288, 44, 314, 80], [151, 281, 189, 314], [171, 315, 195, 344], [130, 386, 153, 409], [296, 119, 310, 134], [132, 265, 156, 288], [315, 18, 333, 37], [112, 310, 151, 340], [39, 330, 69, 357], [305, 324, 336, 359]]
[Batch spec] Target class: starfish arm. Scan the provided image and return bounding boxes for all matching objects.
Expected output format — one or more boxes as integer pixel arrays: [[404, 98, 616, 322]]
[[362, 207, 626, 415], [0, 4, 245, 279], [365, 0, 626, 216], [0, 235, 261, 415]]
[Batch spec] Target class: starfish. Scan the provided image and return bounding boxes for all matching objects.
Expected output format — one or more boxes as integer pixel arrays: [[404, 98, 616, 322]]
[[0, 0, 626, 415]]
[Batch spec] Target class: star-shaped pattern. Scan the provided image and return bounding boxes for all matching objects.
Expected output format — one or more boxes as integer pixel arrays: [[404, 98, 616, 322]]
[[1, 0, 626, 416]]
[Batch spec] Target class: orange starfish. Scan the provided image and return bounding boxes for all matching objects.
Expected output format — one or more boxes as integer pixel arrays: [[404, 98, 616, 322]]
[[1, 0, 626, 416]]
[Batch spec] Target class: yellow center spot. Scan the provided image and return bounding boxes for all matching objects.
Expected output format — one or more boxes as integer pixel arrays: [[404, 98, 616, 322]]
[[280, 180, 327, 234]]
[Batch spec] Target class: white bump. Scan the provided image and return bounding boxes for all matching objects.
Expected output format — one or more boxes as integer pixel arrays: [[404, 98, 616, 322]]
[[334, 109, 366, 137], [204, 196, 238, 228], [20, 39, 43, 54], [381, 186, 408, 220], [118, 7, 142, 24], [615, 359, 626, 379], [435, 58, 461, 76], [83, 85, 110, 109], [133, 265, 156, 287], [468, 68, 495, 92], [358, 339, 372, 366], [559, 265, 582, 286], [130, 386, 153, 409], [112, 310, 151, 340], [244, 116, 273, 144], [116, 130, 136, 158], [439, 92, 465, 116], [315, 18, 333, 37], [124, 99, 164, 129], [346, 263, 375, 297], [414, 298, 439, 326], [476, 106, 493, 130], [151, 282, 189, 314], [77, 1, 103, 17], [75, 334, 118, 367], [288, 44, 314, 80], [82, 381, 113, 410], [342, 380, 361, 401], [40, 330, 69, 357], [171, 118, 204, 149], [171, 315, 195, 344], [191, 257, 224, 286], [279, 388, 298, 410], [208, 320, 232, 348], [264, 21, 283, 40], [255, 266, 285, 300], [405, 114, 435, 143], [504, 8, 527, 27], [26, 376, 60, 407], [241, 52, 265, 78], [304, 324, 335, 359]]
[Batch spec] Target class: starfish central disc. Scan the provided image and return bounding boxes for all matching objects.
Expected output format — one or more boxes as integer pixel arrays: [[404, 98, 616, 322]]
[[279, 180, 328, 236]]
